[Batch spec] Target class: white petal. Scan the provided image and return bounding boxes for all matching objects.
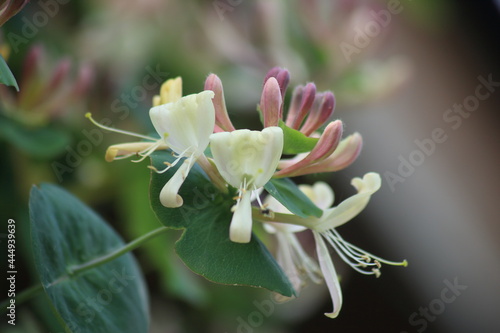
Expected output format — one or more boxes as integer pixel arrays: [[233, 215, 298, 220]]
[[229, 190, 253, 243], [313, 173, 381, 232], [150, 90, 215, 155], [313, 231, 342, 318], [298, 181, 334, 210], [210, 127, 283, 189], [159, 156, 195, 208], [276, 232, 302, 293]]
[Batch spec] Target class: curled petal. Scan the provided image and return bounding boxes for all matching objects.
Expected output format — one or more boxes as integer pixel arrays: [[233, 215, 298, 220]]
[[260, 77, 282, 127], [298, 182, 335, 210], [205, 73, 235, 131], [159, 156, 195, 208], [313, 232, 342, 318], [229, 190, 253, 243], [313, 173, 381, 232]]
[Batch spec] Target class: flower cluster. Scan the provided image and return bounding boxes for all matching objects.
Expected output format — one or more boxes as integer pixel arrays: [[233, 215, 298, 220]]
[[87, 67, 406, 318], [0, 45, 93, 126]]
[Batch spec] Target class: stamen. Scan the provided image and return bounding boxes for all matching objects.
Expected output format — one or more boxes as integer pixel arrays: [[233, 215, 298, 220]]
[[320, 229, 408, 276], [253, 185, 265, 209], [85, 113, 158, 141], [131, 141, 163, 163], [147, 151, 187, 174], [288, 234, 322, 284]]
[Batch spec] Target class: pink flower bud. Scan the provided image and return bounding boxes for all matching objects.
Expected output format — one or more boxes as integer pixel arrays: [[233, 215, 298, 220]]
[[300, 91, 335, 136], [264, 67, 290, 101], [297, 133, 362, 175], [275, 120, 343, 178], [287, 82, 316, 130], [260, 77, 282, 127], [204, 73, 235, 132]]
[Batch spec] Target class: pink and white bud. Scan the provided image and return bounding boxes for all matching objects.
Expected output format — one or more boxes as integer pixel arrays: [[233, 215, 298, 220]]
[[286, 82, 316, 130], [275, 120, 343, 178], [204, 73, 235, 132], [264, 67, 290, 102], [291, 133, 362, 176], [300, 91, 336, 136], [260, 77, 282, 127]]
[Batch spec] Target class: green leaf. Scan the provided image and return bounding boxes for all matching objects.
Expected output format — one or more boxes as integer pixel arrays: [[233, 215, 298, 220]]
[[0, 55, 19, 91], [0, 114, 70, 158], [117, 162, 208, 306], [265, 178, 323, 218], [279, 120, 318, 154], [29, 184, 149, 333], [149, 151, 295, 297]]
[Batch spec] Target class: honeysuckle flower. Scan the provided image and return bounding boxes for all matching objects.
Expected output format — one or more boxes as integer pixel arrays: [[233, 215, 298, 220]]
[[210, 127, 284, 243], [263, 185, 328, 294], [256, 173, 407, 318], [150, 90, 216, 207], [86, 77, 185, 163], [88, 78, 224, 207]]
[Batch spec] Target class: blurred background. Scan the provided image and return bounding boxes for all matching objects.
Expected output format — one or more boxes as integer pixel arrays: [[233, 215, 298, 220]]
[[1, 0, 499, 332]]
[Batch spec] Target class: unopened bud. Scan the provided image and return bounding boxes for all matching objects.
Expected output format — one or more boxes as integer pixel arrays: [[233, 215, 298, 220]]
[[300, 91, 335, 136], [260, 77, 282, 127], [288, 82, 316, 130], [204, 73, 235, 132], [264, 67, 290, 101]]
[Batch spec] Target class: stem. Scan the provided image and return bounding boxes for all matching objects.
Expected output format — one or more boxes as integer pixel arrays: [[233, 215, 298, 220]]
[[252, 207, 317, 227], [0, 283, 43, 310], [69, 226, 169, 276], [0, 226, 169, 311]]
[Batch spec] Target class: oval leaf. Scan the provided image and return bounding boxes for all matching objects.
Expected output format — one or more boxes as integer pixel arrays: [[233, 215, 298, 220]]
[[265, 177, 323, 218], [29, 184, 149, 333], [149, 151, 295, 297]]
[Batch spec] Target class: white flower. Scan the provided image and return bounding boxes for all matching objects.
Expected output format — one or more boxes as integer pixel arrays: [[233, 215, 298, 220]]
[[262, 182, 331, 300], [210, 127, 283, 243], [149, 90, 215, 208], [259, 173, 407, 318]]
